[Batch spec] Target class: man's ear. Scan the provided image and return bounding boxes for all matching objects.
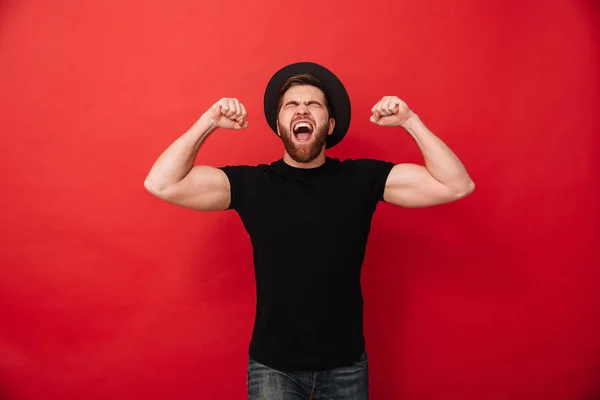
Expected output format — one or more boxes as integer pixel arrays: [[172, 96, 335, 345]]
[[328, 118, 336, 136], [276, 119, 281, 137]]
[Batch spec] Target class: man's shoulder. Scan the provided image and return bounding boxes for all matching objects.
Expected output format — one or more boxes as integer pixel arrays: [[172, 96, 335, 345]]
[[336, 157, 395, 170], [220, 159, 279, 171], [218, 159, 281, 179]]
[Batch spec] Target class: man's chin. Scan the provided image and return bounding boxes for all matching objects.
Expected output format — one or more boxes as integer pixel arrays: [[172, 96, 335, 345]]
[[285, 142, 322, 163], [279, 127, 328, 163]]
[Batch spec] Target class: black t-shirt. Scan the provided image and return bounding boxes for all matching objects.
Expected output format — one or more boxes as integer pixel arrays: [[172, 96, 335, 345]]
[[219, 157, 395, 371]]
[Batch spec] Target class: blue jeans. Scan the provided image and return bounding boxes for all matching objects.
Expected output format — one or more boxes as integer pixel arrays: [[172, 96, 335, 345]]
[[247, 352, 369, 399]]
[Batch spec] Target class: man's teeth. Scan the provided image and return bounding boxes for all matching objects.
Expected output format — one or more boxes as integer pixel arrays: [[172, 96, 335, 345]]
[[293, 122, 312, 132]]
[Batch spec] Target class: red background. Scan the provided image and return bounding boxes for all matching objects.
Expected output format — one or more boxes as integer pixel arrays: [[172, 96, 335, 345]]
[[1, 0, 599, 399]]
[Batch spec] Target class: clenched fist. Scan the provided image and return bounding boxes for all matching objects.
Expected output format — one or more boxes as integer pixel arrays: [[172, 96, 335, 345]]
[[205, 98, 248, 130], [370, 96, 413, 127]]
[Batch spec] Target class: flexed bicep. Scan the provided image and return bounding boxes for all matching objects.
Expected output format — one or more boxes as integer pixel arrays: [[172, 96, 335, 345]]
[[152, 166, 232, 211], [383, 163, 467, 208]]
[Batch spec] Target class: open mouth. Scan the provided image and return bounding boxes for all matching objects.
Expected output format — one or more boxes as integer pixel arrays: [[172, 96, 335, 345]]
[[292, 121, 314, 142]]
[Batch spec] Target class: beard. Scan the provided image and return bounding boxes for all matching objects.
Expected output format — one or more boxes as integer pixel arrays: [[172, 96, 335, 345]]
[[278, 120, 329, 163]]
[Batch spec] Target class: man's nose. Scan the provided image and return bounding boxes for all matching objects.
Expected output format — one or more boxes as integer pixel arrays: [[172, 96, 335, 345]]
[[296, 104, 309, 115]]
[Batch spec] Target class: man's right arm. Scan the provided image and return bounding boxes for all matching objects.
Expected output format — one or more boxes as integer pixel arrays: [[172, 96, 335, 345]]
[[143, 98, 248, 211]]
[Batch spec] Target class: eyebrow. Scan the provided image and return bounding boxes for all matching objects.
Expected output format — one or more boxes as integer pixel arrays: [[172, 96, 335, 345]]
[[284, 100, 323, 106]]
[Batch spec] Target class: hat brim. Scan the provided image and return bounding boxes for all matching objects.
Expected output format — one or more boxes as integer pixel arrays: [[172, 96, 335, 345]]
[[263, 62, 351, 149]]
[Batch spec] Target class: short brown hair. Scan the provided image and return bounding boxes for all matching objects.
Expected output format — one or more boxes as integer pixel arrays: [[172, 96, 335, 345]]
[[277, 73, 333, 117]]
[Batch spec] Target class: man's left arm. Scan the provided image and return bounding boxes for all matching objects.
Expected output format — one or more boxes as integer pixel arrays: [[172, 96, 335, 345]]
[[370, 96, 475, 208]]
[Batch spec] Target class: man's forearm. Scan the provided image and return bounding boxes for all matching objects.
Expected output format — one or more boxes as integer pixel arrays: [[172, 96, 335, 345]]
[[401, 113, 474, 193], [144, 113, 217, 193]]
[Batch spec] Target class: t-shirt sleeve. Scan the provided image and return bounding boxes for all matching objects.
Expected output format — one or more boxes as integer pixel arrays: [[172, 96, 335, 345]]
[[218, 165, 257, 211], [353, 158, 396, 202]]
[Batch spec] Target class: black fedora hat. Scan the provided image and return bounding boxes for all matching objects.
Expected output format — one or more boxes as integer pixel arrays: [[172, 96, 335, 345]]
[[263, 61, 351, 148]]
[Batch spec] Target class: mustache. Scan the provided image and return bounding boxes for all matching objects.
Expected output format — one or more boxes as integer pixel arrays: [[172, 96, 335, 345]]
[[291, 116, 315, 124]]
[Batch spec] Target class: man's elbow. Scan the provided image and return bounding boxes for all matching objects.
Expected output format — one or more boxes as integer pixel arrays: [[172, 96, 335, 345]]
[[455, 179, 475, 199], [144, 178, 168, 198]]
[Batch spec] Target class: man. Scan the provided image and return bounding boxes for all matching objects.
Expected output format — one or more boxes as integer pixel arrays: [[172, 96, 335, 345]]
[[144, 62, 475, 399]]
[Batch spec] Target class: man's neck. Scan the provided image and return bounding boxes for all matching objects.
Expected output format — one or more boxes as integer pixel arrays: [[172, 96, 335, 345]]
[[283, 151, 326, 169]]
